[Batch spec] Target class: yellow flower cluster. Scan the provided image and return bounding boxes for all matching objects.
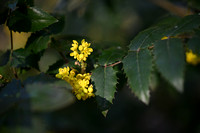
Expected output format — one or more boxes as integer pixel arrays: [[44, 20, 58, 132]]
[[56, 66, 95, 100], [56, 39, 95, 100], [186, 50, 200, 65], [70, 39, 93, 62]]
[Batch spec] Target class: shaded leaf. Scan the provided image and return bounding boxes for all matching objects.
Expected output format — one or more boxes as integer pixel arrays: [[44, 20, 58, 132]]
[[11, 48, 41, 69], [47, 60, 66, 74], [122, 49, 152, 104], [7, 7, 57, 32], [46, 14, 65, 34], [91, 66, 117, 103], [25, 34, 50, 54], [0, 50, 10, 66], [187, 36, 200, 55], [24, 74, 75, 112], [166, 15, 200, 36], [129, 26, 165, 51], [154, 38, 185, 92], [98, 48, 126, 66], [0, 65, 14, 81]]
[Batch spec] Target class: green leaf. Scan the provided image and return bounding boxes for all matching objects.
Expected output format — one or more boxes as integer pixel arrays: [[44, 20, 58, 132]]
[[46, 14, 65, 34], [7, 7, 57, 32], [0, 50, 10, 66], [154, 38, 185, 92], [98, 48, 126, 66], [11, 48, 41, 69], [25, 34, 50, 54], [166, 15, 200, 36], [129, 26, 165, 51], [0, 65, 14, 80], [123, 49, 152, 104], [23, 74, 75, 112], [187, 36, 200, 55], [91, 66, 117, 103]]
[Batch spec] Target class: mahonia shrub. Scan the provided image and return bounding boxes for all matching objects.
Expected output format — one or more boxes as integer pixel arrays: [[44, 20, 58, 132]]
[[56, 39, 95, 100], [0, 0, 200, 132]]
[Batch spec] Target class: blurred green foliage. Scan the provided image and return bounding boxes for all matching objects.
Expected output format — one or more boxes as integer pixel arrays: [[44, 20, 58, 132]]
[[0, 0, 200, 133]]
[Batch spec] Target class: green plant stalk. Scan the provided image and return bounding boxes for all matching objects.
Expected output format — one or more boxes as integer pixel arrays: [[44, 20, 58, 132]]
[[81, 61, 86, 74], [9, 30, 18, 79]]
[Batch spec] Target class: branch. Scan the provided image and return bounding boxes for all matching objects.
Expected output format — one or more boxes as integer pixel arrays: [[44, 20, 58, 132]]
[[148, 0, 193, 17], [105, 61, 122, 67]]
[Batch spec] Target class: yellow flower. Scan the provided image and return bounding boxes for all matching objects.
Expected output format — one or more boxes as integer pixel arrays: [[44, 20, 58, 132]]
[[186, 50, 200, 65], [70, 39, 93, 62], [161, 36, 169, 40], [56, 66, 95, 100], [56, 39, 95, 100]]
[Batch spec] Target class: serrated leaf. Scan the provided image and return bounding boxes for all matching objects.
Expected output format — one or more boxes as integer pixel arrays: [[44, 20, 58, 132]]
[[98, 48, 126, 66], [122, 49, 152, 104], [91, 66, 117, 103], [25, 34, 50, 54], [23, 74, 75, 112], [7, 7, 57, 32], [187, 36, 200, 55], [166, 15, 200, 36], [129, 26, 165, 51], [154, 38, 185, 92]]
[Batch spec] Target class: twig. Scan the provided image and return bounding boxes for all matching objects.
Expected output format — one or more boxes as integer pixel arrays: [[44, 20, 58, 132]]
[[148, 0, 193, 17], [105, 61, 122, 67], [148, 45, 154, 50]]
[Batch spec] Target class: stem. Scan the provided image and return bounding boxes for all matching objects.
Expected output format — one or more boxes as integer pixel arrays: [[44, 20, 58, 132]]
[[10, 30, 13, 61], [9, 30, 18, 79], [81, 61, 86, 74], [148, 0, 193, 17], [106, 61, 122, 67]]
